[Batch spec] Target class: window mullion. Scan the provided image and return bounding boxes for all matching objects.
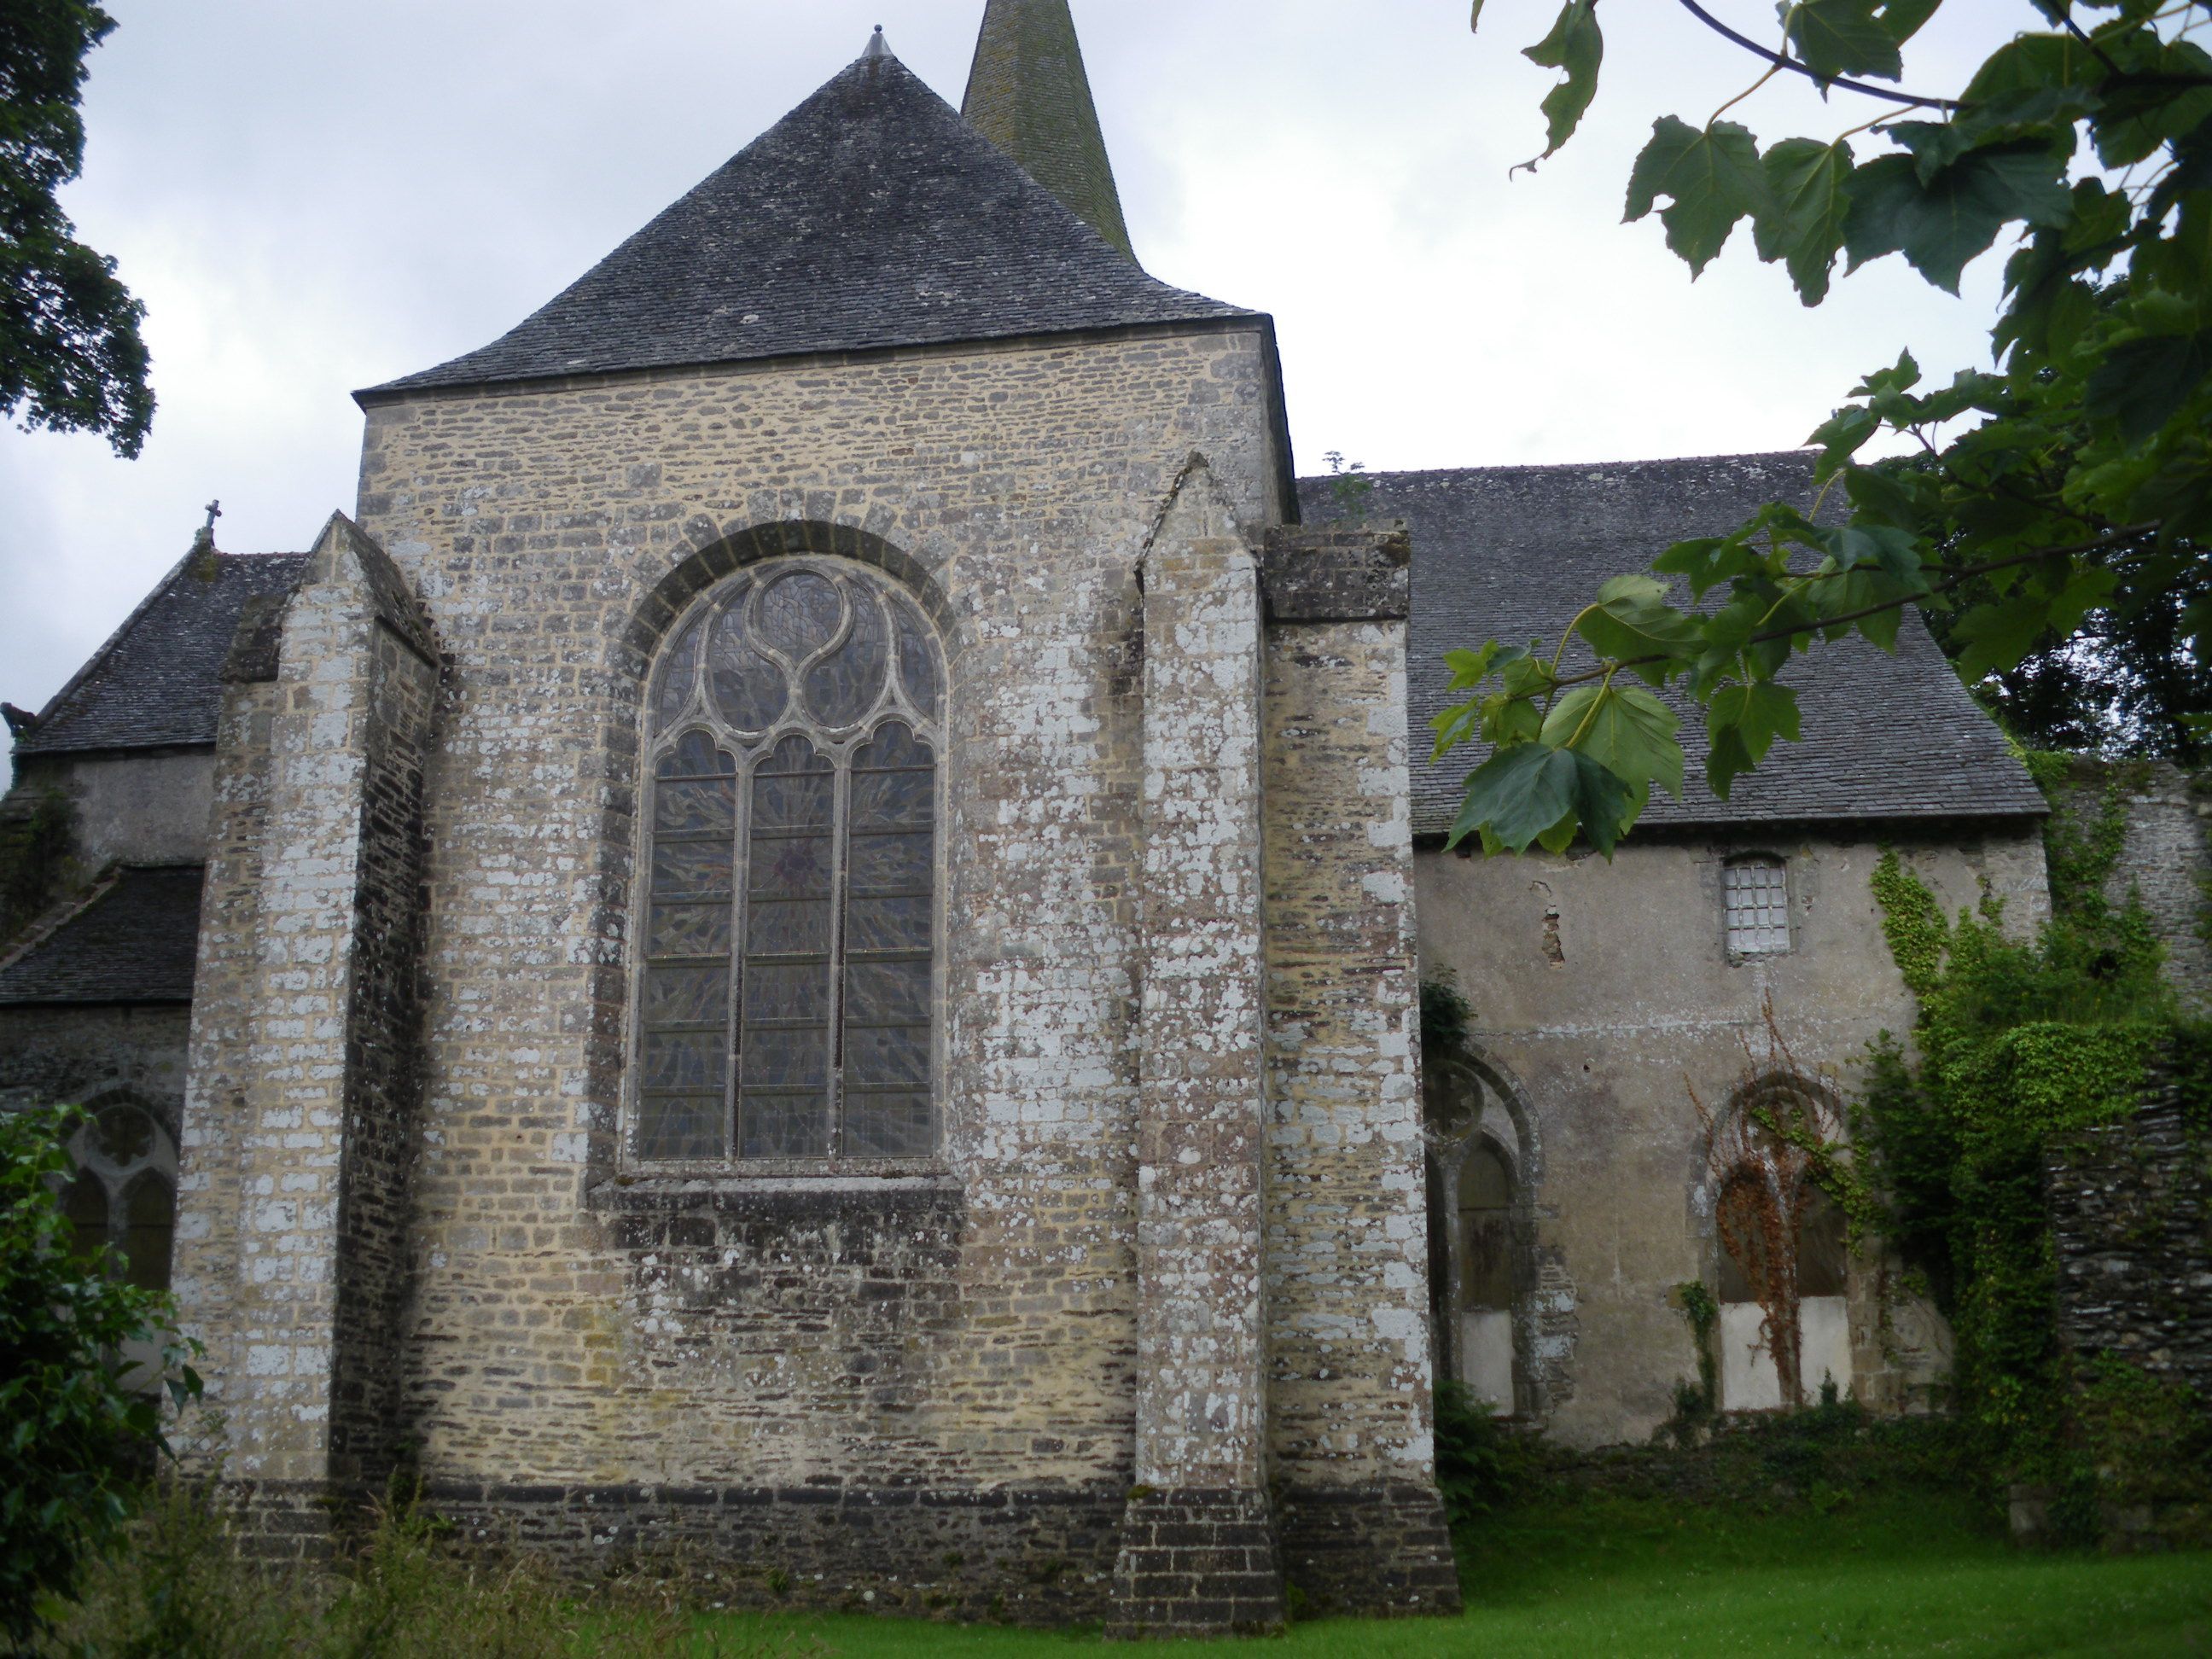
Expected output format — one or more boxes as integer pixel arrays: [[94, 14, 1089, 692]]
[[725, 736, 750, 1163], [828, 745, 852, 1161]]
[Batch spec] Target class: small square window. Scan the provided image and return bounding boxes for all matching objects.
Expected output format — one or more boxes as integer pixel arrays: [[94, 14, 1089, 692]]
[[1723, 857, 1791, 955]]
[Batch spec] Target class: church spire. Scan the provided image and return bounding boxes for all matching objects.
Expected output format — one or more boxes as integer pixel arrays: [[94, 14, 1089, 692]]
[[961, 0, 1135, 263]]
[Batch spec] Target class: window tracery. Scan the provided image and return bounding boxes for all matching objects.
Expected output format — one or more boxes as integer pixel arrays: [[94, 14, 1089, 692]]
[[61, 1100, 176, 1291], [634, 557, 944, 1167]]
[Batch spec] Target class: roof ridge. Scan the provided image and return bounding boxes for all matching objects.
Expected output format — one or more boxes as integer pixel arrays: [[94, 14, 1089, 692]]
[[1300, 449, 1822, 485]]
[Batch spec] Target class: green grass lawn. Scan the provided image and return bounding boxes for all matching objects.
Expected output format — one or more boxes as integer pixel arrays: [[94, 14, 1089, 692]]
[[665, 1494, 2212, 1657]]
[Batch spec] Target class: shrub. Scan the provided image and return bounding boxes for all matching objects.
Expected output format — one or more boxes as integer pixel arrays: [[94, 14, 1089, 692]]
[[1, 1103, 199, 1647]]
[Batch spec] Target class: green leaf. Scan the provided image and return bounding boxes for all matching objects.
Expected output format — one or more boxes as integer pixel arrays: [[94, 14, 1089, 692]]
[[1706, 681, 1803, 797], [1844, 144, 2074, 294], [1626, 116, 1770, 277], [1656, 533, 1761, 598], [1542, 681, 1686, 801], [1523, 1, 1604, 162], [1447, 742, 1636, 855], [1756, 138, 1856, 306], [1876, 0, 1940, 45], [1786, 0, 1904, 83], [2085, 330, 2212, 445], [1822, 522, 1926, 585], [1807, 404, 1879, 479], [1575, 573, 1705, 672]]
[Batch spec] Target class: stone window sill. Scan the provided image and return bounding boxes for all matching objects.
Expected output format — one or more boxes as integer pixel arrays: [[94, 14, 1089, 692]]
[[586, 1165, 958, 1211]]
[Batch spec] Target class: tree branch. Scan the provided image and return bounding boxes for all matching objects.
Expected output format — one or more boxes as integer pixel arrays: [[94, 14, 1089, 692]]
[[1674, 0, 1962, 110]]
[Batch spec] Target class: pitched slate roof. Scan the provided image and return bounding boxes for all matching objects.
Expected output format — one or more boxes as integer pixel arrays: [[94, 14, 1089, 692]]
[[1296, 454, 2047, 836], [368, 44, 1249, 398], [14, 550, 308, 757], [963, 0, 1134, 260], [0, 867, 203, 1005]]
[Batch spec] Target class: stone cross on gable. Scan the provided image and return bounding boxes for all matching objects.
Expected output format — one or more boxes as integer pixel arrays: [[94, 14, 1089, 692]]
[[203, 499, 222, 533]]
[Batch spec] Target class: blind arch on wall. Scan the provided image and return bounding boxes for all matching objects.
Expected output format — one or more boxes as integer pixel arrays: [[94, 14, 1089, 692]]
[[632, 556, 945, 1167]]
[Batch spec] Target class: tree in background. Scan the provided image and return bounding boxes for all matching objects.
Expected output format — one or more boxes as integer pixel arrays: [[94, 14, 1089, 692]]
[[1441, 1, 2212, 853], [0, 0, 151, 457]]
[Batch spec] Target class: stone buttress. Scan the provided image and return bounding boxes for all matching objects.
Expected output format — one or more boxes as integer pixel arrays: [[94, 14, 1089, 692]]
[[170, 515, 440, 1553], [1112, 461, 1284, 1636]]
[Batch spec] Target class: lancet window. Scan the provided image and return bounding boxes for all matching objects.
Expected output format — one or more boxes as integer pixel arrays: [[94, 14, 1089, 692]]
[[633, 557, 945, 1167]]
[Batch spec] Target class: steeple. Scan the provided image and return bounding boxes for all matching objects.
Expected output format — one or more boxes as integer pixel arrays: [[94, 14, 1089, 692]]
[[961, 0, 1135, 263]]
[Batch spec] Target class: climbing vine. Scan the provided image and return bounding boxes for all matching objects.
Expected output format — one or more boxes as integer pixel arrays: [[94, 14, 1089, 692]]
[[1856, 763, 2199, 1509], [0, 789, 73, 951]]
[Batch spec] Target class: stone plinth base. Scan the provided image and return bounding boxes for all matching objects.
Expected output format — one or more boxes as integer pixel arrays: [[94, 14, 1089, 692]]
[[1107, 1487, 1286, 1639], [1277, 1481, 1463, 1617]]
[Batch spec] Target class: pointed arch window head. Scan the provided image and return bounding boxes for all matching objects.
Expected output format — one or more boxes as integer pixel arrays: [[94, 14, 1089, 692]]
[[63, 1102, 177, 1291], [635, 558, 945, 1169]]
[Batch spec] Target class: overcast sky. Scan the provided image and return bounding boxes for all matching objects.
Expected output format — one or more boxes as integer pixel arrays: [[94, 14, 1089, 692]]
[[2, 0, 2013, 736]]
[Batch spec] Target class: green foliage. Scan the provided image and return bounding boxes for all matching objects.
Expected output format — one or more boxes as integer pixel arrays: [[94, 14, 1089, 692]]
[[1668, 1280, 1721, 1435], [1431, 1382, 1541, 1528], [1446, 2, 2212, 854], [1420, 974, 1475, 1073], [0, 787, 73, 950], [0, 0, 154, 456], [1854, 798, 2195, 1495], [2, 1103, 200, 1648]]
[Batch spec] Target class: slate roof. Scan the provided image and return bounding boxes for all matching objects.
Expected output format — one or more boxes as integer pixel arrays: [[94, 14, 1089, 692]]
[[368, 44, 1250, 398], [963, 0, 1134, 260], [0, 867, 204, 1005], [1296, 454, 2048, 837], [14, 550, 308, 757]]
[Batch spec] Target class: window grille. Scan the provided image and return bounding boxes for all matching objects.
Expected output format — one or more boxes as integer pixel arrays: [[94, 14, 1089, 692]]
[[1723, 856, 1791, 955], [633, 558, 944, 1166]]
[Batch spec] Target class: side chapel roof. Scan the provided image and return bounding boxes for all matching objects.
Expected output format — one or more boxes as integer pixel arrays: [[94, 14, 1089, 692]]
[[13, 549, 309, 757], [1298, 454, 2048, 837], [365, 39, 1249, 398], [0, 866, 205, 1005]]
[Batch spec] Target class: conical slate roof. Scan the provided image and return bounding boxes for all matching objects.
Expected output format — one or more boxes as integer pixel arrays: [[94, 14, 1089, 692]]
[[963, 0, 1133, 260], [368, 40, 1247, 397]]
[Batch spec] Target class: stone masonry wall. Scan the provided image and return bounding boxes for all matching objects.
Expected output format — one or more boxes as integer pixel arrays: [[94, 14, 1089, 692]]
[[339, 328, 1298, 1610], [2048, 1068, 2212, 1401], [1259, 525, 1458, 1618], [1110, 461, 1282, 1636], [2052, 760, 2212, 1015], [0, 1004, 191, 1131], [171, 515, 439, 1545]]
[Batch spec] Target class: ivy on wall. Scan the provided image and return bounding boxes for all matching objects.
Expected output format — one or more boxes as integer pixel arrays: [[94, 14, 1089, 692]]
[[1856, 758, 2206, 1523], [0, 789, 73, 952]]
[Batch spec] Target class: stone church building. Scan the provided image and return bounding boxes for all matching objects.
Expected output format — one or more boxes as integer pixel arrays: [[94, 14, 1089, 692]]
[[1, 1, 2053, 1633]]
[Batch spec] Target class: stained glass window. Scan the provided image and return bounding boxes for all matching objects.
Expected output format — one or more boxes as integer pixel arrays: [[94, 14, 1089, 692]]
[[634, 558, 944, 1165], [1723, 855, 1791, 955]]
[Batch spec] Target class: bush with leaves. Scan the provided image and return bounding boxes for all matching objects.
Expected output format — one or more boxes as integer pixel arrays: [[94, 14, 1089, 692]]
[[1, 1103, 199, 1648], [1443, 1, 2212, 855], [1851, 770, 2206, 1504]]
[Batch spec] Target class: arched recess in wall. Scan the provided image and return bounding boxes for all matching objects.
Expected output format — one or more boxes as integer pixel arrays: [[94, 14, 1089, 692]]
[[1706, 1069, 1853, 1412], [1423, 1047, 1563, 1418], [60, 1090, 179, 1293], [592, 525, 960, 1180]]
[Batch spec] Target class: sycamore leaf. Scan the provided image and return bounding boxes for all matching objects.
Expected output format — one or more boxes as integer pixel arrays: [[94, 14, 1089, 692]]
[[1706, 681, 1802, 798], [1575, 573, 1704, 671], [1822, 522, 1926, 585], [1523, 1, 1604, 162], [1655, 533, 1761, 598], [1952, 592, 2060, 680], [1448, 740, 1638, 856], [1785, 0, 1904, 84], [1877, 0, 1940, 44], [1542, 682, 1685, 801], [1626, 116, 1769, 277], [2085, 330, 2212, 445], [1844, 144, 2073, 294], [1807, 404, 1879, 480], [1471, 0, 1487, 29], [1755, 138, 1855, 306]]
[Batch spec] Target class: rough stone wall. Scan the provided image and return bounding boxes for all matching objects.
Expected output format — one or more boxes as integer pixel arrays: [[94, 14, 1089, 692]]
[[1415, 824, 2051, 1447], [346, 329, 1287, 1534], [171, 515, 439, 1525], [7, 750, 216, 871], [2048, 1070, 2212, 1401], [1258, 522, 1457, 1618], [0, 1004, 192, 1129], [2052, 760, 2211, 1015]]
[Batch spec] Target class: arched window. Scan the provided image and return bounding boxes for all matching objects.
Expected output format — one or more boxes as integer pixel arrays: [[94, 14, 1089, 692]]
[[633, 557, 945, 1167], [63, 1100, 177, 1292]]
